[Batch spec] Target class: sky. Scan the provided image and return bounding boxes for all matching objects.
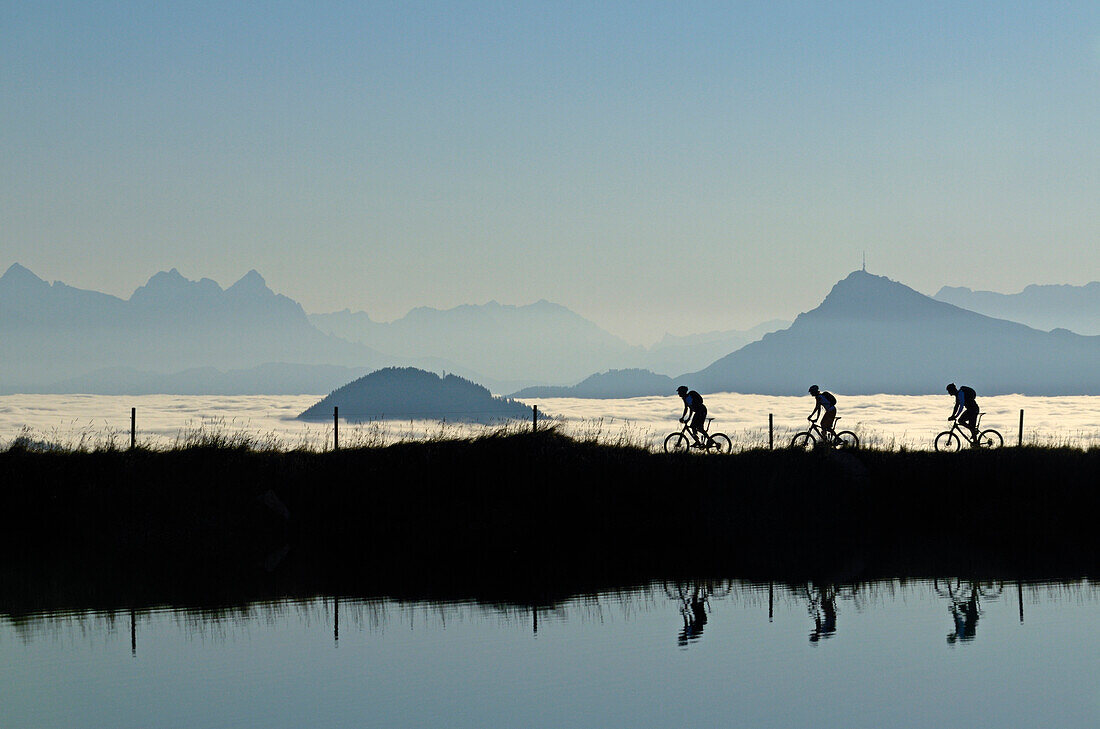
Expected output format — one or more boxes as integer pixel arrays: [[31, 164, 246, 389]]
[[3, 1, 1099, 344]]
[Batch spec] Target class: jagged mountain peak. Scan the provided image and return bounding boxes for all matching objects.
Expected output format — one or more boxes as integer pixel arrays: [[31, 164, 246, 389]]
[[806, 270, 953, 321], [0, 263, 48, 292], [130, 269, 227, 303], [227, 269, 270, 296]]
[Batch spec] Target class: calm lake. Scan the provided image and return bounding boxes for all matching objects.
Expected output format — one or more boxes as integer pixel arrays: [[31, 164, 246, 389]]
[[3, 579, 1098, 728]]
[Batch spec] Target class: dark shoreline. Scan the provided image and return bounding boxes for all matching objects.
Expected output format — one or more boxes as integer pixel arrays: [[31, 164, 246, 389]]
[[2, 431, 1099, 616]]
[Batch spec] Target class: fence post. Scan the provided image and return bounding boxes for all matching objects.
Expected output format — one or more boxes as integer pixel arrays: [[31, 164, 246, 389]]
[[130, 407, 136, 450], [1018, 409, 1024, 447], [334, 406, 339, 450], [769, 413, 774, 450], [533, 405, 538, 433]]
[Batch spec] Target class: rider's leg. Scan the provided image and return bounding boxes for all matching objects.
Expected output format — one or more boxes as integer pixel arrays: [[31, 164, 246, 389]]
[[820, 410, 837, 442], [960, 407, 979, 441], [691, 408, 708, 445]]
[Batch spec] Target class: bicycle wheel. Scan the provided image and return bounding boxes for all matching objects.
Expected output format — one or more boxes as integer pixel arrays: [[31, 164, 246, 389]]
[[934, 431, 960, 452], [664, 432, 690, 454], [834, 430, 859, 450], [790, 432, 815, 451], [977, 429, 1003, 449], [706, 433, 732, 454]]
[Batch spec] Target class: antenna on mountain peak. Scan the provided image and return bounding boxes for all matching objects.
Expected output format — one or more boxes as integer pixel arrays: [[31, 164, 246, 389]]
[[862, 252, 866, 272]]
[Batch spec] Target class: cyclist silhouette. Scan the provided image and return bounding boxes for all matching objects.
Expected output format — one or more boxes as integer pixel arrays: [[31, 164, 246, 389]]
[[946, 383, 979, 441], [676, 385, 707, 445], [807, 385, 838, 439]]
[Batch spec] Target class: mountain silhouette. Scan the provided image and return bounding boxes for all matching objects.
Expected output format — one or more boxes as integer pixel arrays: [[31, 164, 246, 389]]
[[935, 282, 1100, 336], [0, 264, 388, 392], [644, 320, 788, 376], [510, 369, 675, 399], [298, 367, 533, 423], [687, 270, 1100, 395], [310, 300, 647, 386]]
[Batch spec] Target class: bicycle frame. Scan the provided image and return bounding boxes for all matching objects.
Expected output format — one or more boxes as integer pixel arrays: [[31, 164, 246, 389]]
[[935, 412, 1002, 451], [804, 419, 836, 445], [790, 417, 859, 450], [664, 417, 731, 454], [948, 412, 984, 444]]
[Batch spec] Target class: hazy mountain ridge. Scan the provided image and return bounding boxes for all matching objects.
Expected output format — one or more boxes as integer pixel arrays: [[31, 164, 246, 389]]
[[934, 282, 1100, 336], [310, 300, 648, 386], [311, 304, 782, 383], [688, 271, 1100, 395], [644, 320, 788, 376], [298, 367, 532, 422], [510, 369, 675, 399], [0, 263, 388, 391]]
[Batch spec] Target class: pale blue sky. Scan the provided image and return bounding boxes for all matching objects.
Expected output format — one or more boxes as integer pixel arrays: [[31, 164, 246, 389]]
[[3, 1, 1098, 342]]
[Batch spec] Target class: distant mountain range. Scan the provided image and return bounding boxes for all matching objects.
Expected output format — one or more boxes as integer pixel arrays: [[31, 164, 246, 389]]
[[5, 262, 1096, 398], [642, 320, 788, 376], [686, 271, 1100, 395], [298, 367, 532, 423], [310, 301, 643, 388], [511, 369, 675, 399], [310, 305, 783, 386], [934, 282, 1100, 336], [0, 263, 387, 392]]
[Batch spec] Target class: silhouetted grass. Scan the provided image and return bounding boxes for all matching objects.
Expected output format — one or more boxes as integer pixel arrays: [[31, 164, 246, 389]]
[[2, 429, 1099, 618]]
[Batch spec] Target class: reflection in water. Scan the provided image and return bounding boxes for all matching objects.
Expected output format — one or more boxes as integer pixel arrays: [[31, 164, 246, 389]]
[[664, 580, 733, 647], [804, 583, 839, 643], [935, 579, 1004, 644], [2, 578, 1095, 652], [7, 578, 1100, 729]]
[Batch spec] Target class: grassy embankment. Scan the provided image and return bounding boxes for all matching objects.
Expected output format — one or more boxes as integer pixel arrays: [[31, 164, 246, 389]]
[[2, 428, 1099, 616]]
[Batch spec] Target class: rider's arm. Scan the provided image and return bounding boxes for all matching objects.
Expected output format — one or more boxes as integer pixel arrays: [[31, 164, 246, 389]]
[[680, 403, 690, 423], [949, 392, 964, 419], [809, 401, 820, 420]]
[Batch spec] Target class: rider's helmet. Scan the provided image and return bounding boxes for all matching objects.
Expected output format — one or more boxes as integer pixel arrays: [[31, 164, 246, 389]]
[[676, 385, 689, 396], [946, 383, 958, 394], [808, 385, 819, 395]]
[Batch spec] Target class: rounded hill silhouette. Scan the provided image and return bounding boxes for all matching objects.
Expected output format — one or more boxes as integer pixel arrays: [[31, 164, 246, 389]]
[[297, 367, 534, 423]]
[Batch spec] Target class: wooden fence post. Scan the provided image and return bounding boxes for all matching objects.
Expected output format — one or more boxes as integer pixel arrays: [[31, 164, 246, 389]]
[[533, 405, 538, 433], [1018, 409, 1024, 447], [769, 413, 774, 450], [130, 407, 136, 450], [334, 406, 339, 450]]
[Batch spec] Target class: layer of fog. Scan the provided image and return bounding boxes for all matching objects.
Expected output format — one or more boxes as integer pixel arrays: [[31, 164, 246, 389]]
[[3, 393, 1098, 451]]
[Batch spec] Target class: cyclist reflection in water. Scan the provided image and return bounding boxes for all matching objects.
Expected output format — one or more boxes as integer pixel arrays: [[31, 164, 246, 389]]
[[806, 584, 838, 643], [677, 585, 709, 647], [947, 587, 981, 644]]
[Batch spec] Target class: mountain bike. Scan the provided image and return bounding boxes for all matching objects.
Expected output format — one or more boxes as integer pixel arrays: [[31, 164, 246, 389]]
[[664, 418, 732, 454], [789, 417, 859, 451], [933, 413, 1002, 451]]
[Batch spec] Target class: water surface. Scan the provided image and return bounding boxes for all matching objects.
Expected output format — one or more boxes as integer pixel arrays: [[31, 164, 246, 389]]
[[3, 579, 1098, 728]]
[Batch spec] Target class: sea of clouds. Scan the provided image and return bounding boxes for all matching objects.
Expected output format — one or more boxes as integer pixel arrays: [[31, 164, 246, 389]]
[[2, 393, 1098, 451]]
